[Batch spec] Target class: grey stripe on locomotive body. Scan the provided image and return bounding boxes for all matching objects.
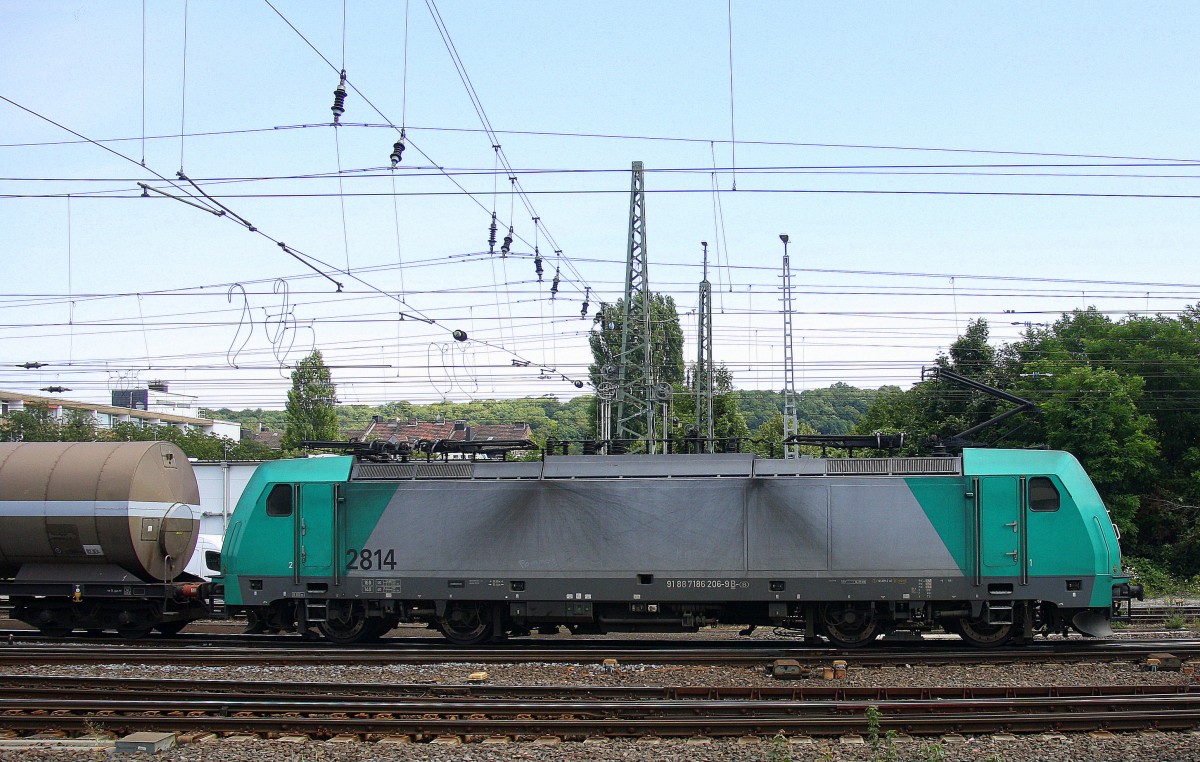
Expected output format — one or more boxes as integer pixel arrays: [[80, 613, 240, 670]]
[[357, 475, 960, 577]]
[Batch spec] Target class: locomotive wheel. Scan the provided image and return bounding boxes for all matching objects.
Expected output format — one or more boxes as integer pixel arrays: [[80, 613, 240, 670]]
[[957, 617, 1017, 648], [436, 603, 493, 646], [363, 615, 399, 641], [243, 610, 282, 634], [319, 601, 374, 645], [820, 602, 880, 648], [938, 618, 963, 636]]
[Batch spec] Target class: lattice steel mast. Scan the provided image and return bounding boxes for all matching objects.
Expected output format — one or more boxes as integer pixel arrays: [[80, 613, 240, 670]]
[[615, 161, 654, 446], [696, 241, 714, 451], [780, 234, 799, 459]]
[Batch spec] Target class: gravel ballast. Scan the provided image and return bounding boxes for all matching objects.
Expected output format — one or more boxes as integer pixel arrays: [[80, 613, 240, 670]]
[[1, 657, 1196, 761]]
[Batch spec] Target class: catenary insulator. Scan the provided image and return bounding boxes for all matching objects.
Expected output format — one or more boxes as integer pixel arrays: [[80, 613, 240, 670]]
[[488, 213, 498, 253], [550, 267, 560, 298], [500, 227, 513, 257], [534, 247, 544, 281], [452, 329, 468, 342], [389, 140, 405, 167], [580, 287, 591, 319], [331, 70, 348, 123]]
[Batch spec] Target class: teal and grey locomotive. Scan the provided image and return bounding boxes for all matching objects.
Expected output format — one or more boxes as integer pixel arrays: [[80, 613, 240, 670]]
[[211, 447, 1141, 647]]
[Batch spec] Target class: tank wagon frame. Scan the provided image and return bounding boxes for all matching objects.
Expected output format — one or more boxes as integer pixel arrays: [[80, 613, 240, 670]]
[[213, 448, 1140, 647]]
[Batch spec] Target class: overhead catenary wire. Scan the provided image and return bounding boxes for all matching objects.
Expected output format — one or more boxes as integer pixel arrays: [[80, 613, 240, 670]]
[[178, 0, 189, 173], [7, 9, 1200, 410], [263, 0, 595, 301], [10, 121, 1200, 166]]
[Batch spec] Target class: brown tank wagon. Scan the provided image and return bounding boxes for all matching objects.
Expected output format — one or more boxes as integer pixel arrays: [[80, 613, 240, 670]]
[[0, 442, 210, 637]]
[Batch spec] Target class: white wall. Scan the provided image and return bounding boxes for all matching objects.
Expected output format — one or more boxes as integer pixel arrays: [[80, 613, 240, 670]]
[[191, 461, 262, 538]]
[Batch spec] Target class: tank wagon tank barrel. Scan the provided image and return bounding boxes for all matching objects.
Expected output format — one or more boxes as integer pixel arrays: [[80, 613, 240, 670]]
[[0, 442, 209, 637]]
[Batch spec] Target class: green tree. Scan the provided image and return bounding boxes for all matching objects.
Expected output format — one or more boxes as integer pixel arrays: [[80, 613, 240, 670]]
[[60, 409, 100, 441], [0, 402, 61, 441], [282, 350, 340, 450], [856, 318, 1009, 450], [675, 363, 751, 450], [751, 414, 823, 458], [1026, 364, 1159, 540], [738, 389, 784, 432], [587, 293, 685, 440]]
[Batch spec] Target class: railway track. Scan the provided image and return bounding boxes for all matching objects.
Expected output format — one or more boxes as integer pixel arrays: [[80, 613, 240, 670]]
[[0, 675, 1197, 739], [1127, 604, 1200, 625], [1, 638, 1197, 667]]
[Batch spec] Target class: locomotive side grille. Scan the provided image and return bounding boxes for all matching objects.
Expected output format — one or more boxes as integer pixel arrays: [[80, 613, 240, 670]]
[[890, 457, 961, 474], [351, 455, 962, 480], [824, 457, 961, 476], [352, 462, 475, 480], [826, 459, 890, 475]]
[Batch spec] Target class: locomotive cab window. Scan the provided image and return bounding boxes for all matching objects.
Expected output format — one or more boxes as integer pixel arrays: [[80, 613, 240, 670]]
[[1028, 477, 1060, 512], [266, 484, 294, 517]]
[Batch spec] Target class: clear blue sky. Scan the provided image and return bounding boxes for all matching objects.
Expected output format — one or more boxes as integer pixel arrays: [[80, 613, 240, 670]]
[[3, 2, 1198, 409]]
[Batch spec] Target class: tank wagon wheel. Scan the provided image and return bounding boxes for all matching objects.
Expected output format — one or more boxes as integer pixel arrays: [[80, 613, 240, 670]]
[[36, 625, 73, 638], [116, 624, 154, 639], [33, 609, 73, 638], [436, 603, 493, 646], [820, 602, 881, 648], [114, 608, 154, 639], [318, 601, 377, 645], [155, 622, 188, 637]]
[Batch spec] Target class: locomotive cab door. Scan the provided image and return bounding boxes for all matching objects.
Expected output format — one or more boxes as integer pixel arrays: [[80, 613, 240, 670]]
[[978, 476, 1021, 574], [296, 483, 336, 578]]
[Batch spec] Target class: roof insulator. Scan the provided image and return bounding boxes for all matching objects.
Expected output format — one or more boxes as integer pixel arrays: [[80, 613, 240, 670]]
[[331, 70, 348, 123], [389, 129, 406, 167]]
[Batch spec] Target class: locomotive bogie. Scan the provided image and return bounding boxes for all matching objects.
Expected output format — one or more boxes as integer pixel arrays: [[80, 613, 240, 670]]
[[216, 449, 1138, 646]]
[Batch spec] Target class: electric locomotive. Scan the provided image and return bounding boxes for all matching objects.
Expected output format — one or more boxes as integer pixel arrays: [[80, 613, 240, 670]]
[[210, 445, 1140, 647]]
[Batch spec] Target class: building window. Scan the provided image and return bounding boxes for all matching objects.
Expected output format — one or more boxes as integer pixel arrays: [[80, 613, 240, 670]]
[[1029, 477, 1060, 512]]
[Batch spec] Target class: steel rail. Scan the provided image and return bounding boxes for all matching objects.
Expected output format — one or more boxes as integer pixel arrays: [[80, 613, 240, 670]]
[[0, 699, 1198, 738], [6, 691, 1200, 715], [3, 674, 1196, 702], [0, 640, 1195, 667]]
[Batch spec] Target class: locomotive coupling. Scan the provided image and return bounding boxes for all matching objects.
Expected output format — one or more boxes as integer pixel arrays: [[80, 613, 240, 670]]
[[1114, 582, 1145, 602], [179, 583, 205, 599]]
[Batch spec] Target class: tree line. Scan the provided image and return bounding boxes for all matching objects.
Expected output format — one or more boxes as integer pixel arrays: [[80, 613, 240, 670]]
[[8, 302, 1198, 576], [857, 307, 1200, 576]]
